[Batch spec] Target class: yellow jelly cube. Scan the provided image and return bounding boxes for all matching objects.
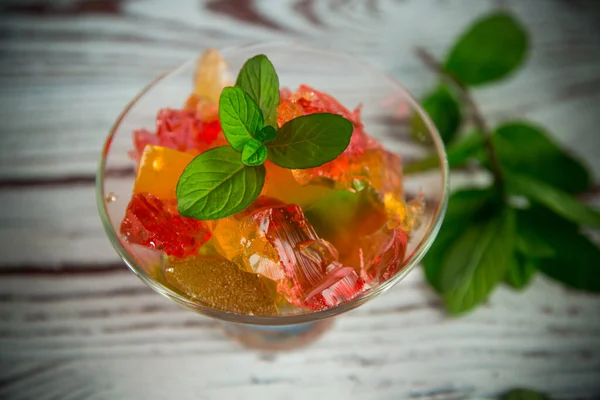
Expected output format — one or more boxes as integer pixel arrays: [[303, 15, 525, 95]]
[[192, 49, 232, 104], [133, 145, 195, 200]]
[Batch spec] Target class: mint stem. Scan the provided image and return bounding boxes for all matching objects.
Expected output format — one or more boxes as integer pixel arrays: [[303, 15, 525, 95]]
[[415, 47, 505, 192]]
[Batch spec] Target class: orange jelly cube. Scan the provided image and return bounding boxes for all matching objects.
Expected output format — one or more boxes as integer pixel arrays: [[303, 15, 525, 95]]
[[133, 145, 195, 200]]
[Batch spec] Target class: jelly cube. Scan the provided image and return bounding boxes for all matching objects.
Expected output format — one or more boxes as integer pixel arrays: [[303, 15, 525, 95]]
[[133, 145, 195, 200], [120, 193, 211, 258], [342, 224, 408, 284], [164, 256, 278, 315], [191, 49, 232, 105], [292, 145, 403, 194], [129, 108, 225, 163], [213, 215, 284, 282], [261, 161, 333, 207], [277, 84, 368, 155], [303, 189, 387, 257]]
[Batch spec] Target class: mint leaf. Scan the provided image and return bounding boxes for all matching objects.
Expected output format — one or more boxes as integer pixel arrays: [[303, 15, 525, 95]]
[[540, 233, 600, 293], [501, 389, 552, 400], [442, 207, 515, 315], [266, 113, 353, 169], [241, 138, 267, 166], [219, 86, 264, 152], [423, 188, 497, 291], [421, 85, 462, 143], [404, 131, 484, 174], [494, 122, 591, 193], [445, 12, 528, 85], [255, 125, 277, 143], [518, 207, 600, 293], [235, 54, 279, 128], [439, 222, 489, 292], [516, 212, 556, 259], [423, 220, 463, 292], [176, 146, 265, 220], [505, 252, 537, 290], [507, 173, 600, 228]]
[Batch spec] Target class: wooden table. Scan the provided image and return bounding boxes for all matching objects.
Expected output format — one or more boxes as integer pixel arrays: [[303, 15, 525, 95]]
[[1, 1, 599, 398]]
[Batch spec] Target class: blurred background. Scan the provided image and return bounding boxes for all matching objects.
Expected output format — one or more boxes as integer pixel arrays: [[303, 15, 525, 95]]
[[0, 0, 599, 399]]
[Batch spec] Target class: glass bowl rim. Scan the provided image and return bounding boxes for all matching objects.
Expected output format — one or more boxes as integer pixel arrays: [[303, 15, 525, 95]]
[[95, 41, 450, 326]]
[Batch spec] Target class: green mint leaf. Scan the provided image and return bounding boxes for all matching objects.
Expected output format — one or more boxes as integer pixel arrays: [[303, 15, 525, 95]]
[[176, 146, 265, 220], [505, 252, 537, 290], [219, 86, 264, 152], [241, 138, 267, 166], [494, 122, 591, 193], [255, 125, 277, 143], [266, 113, 353, 169], [420, 85, 462, 144], [438, 222, 489, 292], [517, 207, 600, 293], [445, 12, 528, 85], [501, 389, 553, 400], [235, 54, 279, 128], [516, 212, 556, 259], [404, 131, 484, 174], [507, 173, 600, 228], [423, 188, 497, 291], [442, 207, 515, 315]]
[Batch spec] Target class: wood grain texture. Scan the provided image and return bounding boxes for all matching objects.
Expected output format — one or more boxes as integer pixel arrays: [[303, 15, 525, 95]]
[[0, 0, 599, 399]]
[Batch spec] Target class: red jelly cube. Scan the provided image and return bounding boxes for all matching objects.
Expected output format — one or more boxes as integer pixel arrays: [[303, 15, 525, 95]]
[[276, 85, 383, 189], [344, 225, 408, 284], [277, 84, 368, 156], [120, 193, 211, 258], [129, 108, 226, 163]]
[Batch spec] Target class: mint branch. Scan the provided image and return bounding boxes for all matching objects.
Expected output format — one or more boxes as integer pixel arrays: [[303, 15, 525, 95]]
[[177, 53, 355, 221], [415, 47, 505, 191]]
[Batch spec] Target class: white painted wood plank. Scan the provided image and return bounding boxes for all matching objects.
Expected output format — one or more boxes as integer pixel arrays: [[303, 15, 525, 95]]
[[0, 185, 120, 266], [1, 0, 599, 178], [0, 270, 599, 398]]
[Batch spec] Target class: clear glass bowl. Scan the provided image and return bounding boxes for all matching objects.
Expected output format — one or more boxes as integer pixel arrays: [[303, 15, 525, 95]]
[[96, 43, 448, 348]]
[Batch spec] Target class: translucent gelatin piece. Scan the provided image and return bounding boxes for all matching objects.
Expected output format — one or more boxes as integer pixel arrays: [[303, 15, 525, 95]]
[[251, 205, 365, 310], [304, 263, 365, 309], [133, 145, 195, 200], [120, 193, 211, 258], [129, 108, 225, 163], [343, 224, 408, 284], [164, 256, 278, 315], [155, 108, 222, 152], [213, 215, 284, 282], [303, 189, 387, 257], [191, 49, 232, 104], [261, 161, 334, 207], [292, 145, 403, 194]]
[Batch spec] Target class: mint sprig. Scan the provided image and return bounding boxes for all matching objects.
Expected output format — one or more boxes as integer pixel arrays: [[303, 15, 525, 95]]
[[177, 54, 353, 220], [415, 11, 600, 315]]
